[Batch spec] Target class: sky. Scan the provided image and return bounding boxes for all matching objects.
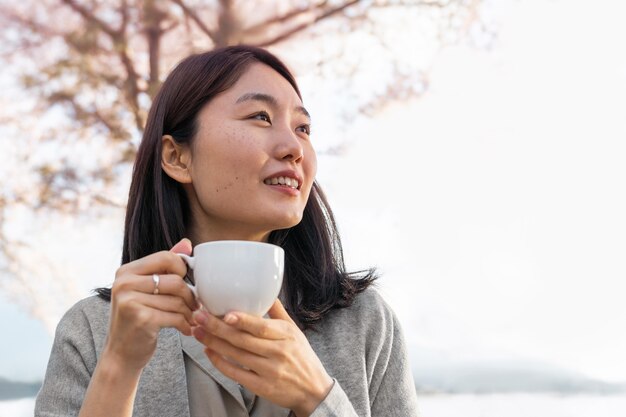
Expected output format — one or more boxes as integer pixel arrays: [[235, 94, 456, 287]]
[[315, 0, 626, 383], [1, 0, 625, 384]]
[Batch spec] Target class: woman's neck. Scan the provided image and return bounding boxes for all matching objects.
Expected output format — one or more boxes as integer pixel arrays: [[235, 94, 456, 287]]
[[187, 224, 270, 246]]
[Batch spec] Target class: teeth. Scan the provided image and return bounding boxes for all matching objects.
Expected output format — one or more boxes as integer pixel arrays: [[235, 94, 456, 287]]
[[264, 176, 300, 189]]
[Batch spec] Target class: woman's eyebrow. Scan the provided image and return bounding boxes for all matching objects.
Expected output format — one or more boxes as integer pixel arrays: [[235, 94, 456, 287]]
[[235, 92, 311, 122], [236, 92, 277, 106], [296, 105, 311, 122]]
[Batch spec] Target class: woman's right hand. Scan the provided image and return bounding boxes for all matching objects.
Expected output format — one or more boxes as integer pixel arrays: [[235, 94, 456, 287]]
[[102, 238, 198, 373]]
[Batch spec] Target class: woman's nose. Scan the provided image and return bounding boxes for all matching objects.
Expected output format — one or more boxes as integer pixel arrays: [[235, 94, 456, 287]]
[[275, 129, 304, 163]]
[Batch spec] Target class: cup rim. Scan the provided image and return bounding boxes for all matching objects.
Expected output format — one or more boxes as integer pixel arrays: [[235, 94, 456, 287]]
[[193, 240, 283, 251]]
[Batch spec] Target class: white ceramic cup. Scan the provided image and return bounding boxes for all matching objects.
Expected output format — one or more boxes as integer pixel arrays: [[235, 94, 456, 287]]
[[177, 240, 284, 317]]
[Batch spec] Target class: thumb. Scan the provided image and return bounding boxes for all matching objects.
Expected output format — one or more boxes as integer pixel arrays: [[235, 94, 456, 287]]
[[170, 238, 192, 255], [267, 299, 295, 324]]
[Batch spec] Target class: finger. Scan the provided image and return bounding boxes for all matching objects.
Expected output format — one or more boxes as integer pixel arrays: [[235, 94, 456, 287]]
[[145, 307, 193, 336], [193, 311, 278, 357], [132, 292, 195, 324], [199, 309, 286, 341], [192, 326, 268, 374], [204, 346, 262, 390], [266, 299, 296, 325], [170, 238, 192, 255], [114, 274, 197, 310], [158, 310, 193, 336], [117, 250, 188, 278]]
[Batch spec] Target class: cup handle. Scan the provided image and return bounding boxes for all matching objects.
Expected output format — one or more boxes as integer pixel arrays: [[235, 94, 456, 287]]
[[177, 253, 195, 269], [176, 253, 198, 299], [186, 282, 198, 299]]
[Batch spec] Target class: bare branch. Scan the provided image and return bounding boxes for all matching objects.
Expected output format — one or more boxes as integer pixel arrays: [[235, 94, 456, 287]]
[[61, 0, 120, 38], [47, 90, 128, 141], [119, 0, 130, 33], [254, 0, 360, 47], [117, 52, 143, 130], [373, 0, 450, 8], [243, 0, 329, 35], [143, 1, 168, 98], [57, 1, 142, 128], [92, 195, 126, 209], [213, 0, 241, 47], [171, 0, 217, 42], [0, 7, 63, 38], [162, 19, 180, 33]]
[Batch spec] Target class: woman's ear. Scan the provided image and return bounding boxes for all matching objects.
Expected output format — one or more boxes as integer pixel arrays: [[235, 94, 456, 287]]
[[161, 135, 192, 184]]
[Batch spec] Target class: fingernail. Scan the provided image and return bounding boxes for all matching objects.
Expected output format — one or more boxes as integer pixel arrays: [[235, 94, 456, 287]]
[[193, 311, 207, 325], [224, 313, 238, 325], [193, 326, 206, 340]]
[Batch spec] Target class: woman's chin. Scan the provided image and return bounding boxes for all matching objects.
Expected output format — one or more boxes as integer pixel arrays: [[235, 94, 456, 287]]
[[267, 214, 303, 231]]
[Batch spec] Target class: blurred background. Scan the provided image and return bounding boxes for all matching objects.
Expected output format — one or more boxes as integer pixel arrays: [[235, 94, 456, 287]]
[[1, 0, 625, 416]]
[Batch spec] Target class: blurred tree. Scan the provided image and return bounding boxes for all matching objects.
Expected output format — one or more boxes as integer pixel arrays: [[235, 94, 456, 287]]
[[0, 0, 491, 330]]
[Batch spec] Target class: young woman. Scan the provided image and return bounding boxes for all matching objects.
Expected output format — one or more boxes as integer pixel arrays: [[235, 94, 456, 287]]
[[35, 45, 419, 417]]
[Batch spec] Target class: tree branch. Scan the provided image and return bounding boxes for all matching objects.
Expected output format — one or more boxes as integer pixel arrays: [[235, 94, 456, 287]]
[[143, 0, 167, 99], [59, 0, 142, 128], [48, 91, 128, 140], [61, 0, 120, 38], [117, 51, 143, 130], [254, 0, 360, 47], [243, 0, 328, 35], [0, 8, 62, 38], [119, 0, 129, 33], [170, 0, 217, 42]]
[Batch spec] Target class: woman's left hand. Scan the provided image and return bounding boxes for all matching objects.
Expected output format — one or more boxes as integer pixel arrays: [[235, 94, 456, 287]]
[[192, 300, 333, 417]]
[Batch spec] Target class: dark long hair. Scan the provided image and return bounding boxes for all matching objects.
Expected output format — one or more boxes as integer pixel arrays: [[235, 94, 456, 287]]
[[96, 45, 377, 329]]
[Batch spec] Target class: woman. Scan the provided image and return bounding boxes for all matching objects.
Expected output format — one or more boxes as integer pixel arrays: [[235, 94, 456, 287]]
[[35, 45, 420, 417]]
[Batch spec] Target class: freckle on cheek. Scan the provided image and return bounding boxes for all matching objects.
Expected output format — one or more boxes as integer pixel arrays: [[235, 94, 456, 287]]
[[229, 128, 247, 143], [225, 128, 238, 142]]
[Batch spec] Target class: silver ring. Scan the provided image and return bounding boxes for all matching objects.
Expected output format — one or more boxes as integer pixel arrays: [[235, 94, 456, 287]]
[[152, 274, 160, 295]]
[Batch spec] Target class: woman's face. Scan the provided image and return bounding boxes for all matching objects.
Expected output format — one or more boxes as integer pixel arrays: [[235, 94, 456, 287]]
[[184, 63, 317, 242]]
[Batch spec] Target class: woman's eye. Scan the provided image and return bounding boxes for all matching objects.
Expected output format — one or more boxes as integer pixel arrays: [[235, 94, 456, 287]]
[[252, 111, 271, 123], [297, 124, 311, 135]]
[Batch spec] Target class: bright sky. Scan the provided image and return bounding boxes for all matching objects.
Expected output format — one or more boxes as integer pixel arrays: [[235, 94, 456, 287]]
[[1, 0, 625, 384], [315, 0, 626, 382]]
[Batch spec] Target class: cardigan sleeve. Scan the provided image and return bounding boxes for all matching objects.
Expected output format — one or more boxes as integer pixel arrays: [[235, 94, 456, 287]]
[[35, 300, 98, 417], [307, 379, 357, 417], [307, 292, 420, 417], [368, 309, 420, 416]]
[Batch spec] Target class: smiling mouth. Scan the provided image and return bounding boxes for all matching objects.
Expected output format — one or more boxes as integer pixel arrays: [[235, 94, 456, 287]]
[[263, 176, 300, 190]]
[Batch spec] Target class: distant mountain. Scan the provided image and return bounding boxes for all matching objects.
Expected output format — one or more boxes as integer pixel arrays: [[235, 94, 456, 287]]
[[0, 377, 41, 400], [2, 362, 624, 400], [413, 360, 626, 394]]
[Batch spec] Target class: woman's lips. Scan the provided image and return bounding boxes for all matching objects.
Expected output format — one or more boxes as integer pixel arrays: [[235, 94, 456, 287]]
[[263, 175, 300, 190], [263, 170, 303, 190], [264, 182, 300, 196]]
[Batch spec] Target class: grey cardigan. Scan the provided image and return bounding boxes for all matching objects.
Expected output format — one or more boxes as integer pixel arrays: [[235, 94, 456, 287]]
[[35, 288, 420, 416]]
